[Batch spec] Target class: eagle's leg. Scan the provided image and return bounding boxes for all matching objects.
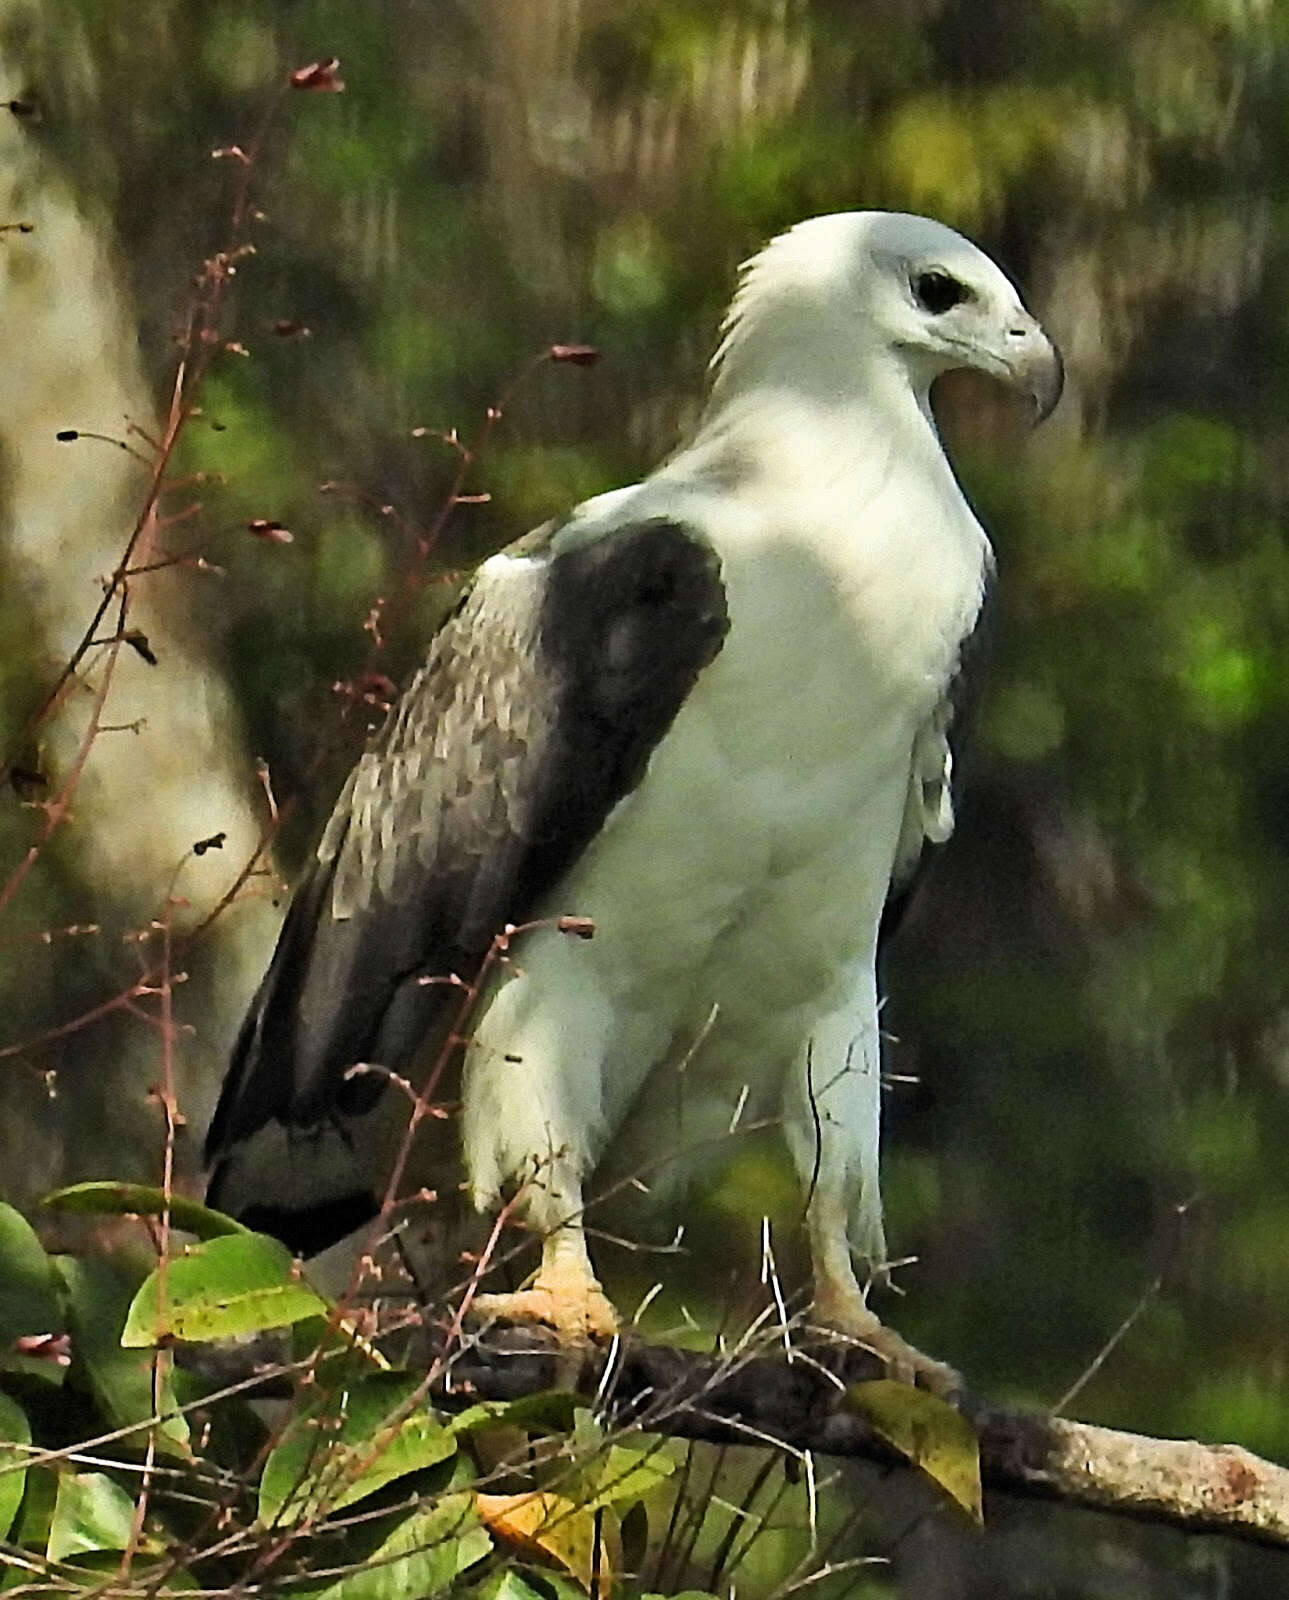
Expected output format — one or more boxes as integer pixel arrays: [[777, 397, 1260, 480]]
[[461, 972, 621, 1341], [470, 1169, 619, 1342], [806, 1188, 961, 1398], [472, 1226, 619, 1341], [783, 984, 961, 1398]]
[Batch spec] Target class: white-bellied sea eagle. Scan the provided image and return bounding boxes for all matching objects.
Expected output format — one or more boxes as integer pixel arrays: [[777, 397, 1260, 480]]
[[205, 211, 1062, 1390]]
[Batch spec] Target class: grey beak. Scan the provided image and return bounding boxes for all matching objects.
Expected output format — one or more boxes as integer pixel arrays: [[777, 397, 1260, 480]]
[[1030, 336, 1064, 423], [1009, 324, 1064, 424]]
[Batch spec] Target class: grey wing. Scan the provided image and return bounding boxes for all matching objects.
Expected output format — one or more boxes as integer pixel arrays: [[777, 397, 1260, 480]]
[[204, 517, 729, 1230]]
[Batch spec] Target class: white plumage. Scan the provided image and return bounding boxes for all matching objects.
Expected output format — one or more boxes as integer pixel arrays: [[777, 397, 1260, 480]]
[[206, 211, 1061, 1388]]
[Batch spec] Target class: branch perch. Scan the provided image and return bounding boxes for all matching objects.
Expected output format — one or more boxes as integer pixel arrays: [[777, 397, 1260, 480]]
[[179, 1322, 1289, 1551], [436, 1324, 1289, 1550]]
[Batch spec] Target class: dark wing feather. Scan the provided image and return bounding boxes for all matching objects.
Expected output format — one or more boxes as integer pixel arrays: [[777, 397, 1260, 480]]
[[205, 517, 728, 1233]]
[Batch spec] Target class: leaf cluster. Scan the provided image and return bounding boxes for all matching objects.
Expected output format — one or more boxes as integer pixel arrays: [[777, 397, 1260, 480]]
[[0, 1190, 712, 1600]]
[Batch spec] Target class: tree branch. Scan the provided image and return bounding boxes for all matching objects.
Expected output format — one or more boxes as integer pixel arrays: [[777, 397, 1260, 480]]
[[432, 1324, 1289, 1550], [178, 1320, 1289, 1549], [977, 1406, 1288, 1545]]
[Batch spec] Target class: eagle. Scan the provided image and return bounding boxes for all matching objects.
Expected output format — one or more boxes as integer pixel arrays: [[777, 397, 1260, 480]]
[[205, 211, 1062, 1390]]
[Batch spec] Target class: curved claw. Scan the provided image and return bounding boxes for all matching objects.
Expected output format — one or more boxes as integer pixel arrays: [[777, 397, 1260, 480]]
[[471, 1279, 620, 1344], [812, 1289, 962, 1400]]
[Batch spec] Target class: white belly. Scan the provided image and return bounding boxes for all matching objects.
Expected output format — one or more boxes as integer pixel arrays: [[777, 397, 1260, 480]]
[[461, 546, 931, 1203]]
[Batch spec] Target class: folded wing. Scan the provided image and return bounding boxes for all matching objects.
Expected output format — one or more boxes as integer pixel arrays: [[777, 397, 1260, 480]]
[[205, 516, 729, 1248]]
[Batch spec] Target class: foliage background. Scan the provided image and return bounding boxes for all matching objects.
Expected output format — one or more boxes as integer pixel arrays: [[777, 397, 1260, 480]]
[[2, 0, 1289, 1594]]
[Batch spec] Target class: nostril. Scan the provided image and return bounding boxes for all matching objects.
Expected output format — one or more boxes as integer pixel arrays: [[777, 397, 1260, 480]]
[[1006, 326, 1029, 340]]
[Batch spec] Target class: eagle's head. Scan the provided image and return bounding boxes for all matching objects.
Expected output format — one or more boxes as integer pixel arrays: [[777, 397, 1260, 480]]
[[713, 210, 1063, 424]]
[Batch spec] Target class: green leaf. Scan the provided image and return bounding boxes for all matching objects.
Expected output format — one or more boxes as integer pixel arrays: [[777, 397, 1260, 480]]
[[0, 1204, 62, 1347], [0, 1392, 31, 1540], [259, 1372, 457, 1526], [18, 1549, 195, 1590], [524, 1577, 591, 1600], [466, 1574, 549, 1600], [846, 1379, 982, 1523], [448, 1389, 582, 1437], [57, 1555, 198, 1590], [43, 1182, 250, 1240], [570, 1406, 603, 1454], [315, 1494, 491, 1600], [46, 1471, 139, 1561], [576, 1438, 675, 1511], [55, 1256, 189, 1454], [4, 1465, 57, 1563], [291, 1313, 392, 1377], [139, 1567, 198, 1593], [121, 1233, 329, 1347], [0, 1350, 66, 1387]]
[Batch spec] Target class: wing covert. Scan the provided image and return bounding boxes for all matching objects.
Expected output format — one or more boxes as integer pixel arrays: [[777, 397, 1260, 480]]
[[206, 516, 729, 1165]]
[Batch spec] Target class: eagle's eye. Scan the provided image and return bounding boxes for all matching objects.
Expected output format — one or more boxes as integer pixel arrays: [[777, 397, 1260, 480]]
[[913, 270, 970, 315]]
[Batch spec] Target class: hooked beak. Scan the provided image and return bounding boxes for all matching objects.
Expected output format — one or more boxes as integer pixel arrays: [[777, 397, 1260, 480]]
[[1005, 318, 1064, 424]]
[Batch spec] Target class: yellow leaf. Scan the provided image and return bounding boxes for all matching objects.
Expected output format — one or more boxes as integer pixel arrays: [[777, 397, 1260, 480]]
[[475, 1491, 618, 1597], [847, 1379, 983, 1523]]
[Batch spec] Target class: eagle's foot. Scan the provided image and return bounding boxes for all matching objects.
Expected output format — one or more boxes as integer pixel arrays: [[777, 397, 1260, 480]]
[[812, 1290, 961, 1400], [471, 1278, 619, 1343]]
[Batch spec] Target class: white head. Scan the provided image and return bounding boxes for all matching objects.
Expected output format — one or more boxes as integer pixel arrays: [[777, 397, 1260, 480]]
[[709, 210, 1062, 423]]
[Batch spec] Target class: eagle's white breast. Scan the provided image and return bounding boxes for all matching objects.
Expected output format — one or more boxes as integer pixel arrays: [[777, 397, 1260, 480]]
[[462, 390, 989, 1212]]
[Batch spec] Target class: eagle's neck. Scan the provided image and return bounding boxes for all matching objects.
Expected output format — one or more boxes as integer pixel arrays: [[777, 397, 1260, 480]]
[[679, 321, 977, 558], [663, 316, 991, 706], [693, 276, 952, 484]]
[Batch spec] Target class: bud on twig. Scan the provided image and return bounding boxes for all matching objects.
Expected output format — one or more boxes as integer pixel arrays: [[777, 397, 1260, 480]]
[[548, 344, 602, 366], [290, 58, 344, 92], [247, 519, 294, 544], [122, 630, 159, 666]]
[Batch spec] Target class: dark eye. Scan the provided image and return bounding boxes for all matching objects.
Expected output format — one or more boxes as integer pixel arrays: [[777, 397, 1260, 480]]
[[913, 270, 970, 315]]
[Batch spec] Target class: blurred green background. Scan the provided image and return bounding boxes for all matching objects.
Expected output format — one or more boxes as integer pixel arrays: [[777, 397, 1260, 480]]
[[2, 0, 1289, 1593]]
